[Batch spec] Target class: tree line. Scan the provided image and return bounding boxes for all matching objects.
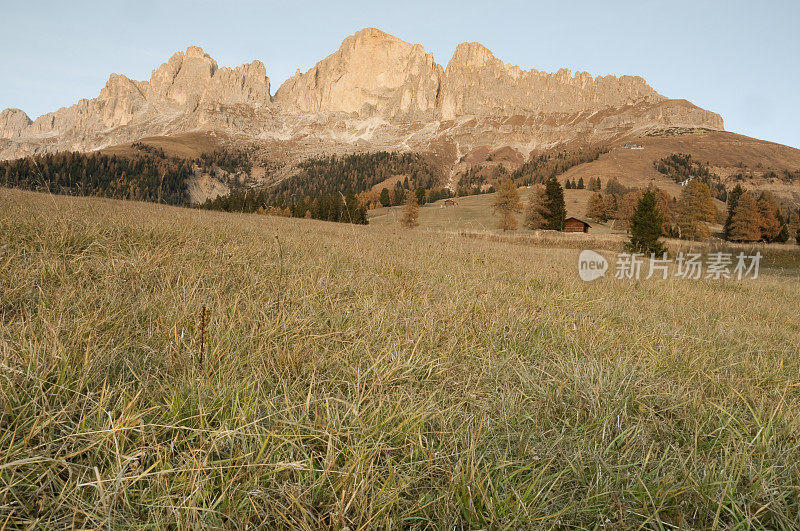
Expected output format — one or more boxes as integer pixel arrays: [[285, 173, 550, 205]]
[[584, 178, 799, 244], [0, 150, 192, 205], [511, 147, 607, 186], [199, 188, 368, 224]]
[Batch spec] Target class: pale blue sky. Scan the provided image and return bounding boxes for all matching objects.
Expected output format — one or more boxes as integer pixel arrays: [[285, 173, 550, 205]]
[[1, 0, 798, 148]]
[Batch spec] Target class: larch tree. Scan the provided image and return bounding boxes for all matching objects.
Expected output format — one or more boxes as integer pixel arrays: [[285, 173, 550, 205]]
[[675, 180, 717, 239], [787, 211, 800, 245], [654, 187, 676, 235], [616, 189, 644, 227], [493, 179, 523, 231], [728, 191, 762, 242], [523, 184, 550, 229], [757, 192, 782, 242], [400, 191, 420, 228], [603, 194, 618, 220], [585, 192, 607, 222]]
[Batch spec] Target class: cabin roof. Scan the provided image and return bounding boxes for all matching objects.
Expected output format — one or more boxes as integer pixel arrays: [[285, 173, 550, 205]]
[[565, 217, 592, 227]]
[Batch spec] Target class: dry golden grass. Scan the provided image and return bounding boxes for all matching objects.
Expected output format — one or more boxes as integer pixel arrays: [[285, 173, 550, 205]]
[[2, 187, 800, 528]]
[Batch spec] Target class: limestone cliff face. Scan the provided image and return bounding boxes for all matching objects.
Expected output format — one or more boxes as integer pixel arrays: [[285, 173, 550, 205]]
[[0, 109, 32, 139], [0, 30, 724, 162], [274, 28, 442, 119], [3, 46, 271, 153], [438, 42, 664, 119]]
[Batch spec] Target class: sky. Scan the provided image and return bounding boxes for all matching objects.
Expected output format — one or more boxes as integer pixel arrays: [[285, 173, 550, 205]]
[[1, 0, 798, 148]]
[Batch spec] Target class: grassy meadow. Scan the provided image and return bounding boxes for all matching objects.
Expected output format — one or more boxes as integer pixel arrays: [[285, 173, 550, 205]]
[[2, 187, 800, 528], [368, 188, 618, 234]]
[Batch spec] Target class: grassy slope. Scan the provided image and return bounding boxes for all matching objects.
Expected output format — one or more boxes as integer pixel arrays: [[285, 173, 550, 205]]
[[369, 188, 620, 234], [561, 131, 800, 208], [2, 188, 800, 528], [98, 131, 225, 159]]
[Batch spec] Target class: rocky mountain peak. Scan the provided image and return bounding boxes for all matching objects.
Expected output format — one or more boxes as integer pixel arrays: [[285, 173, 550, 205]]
[[144, 46, 219, 109], [274, 28, 443, 118], [0, 108, 32, 139], [448, 42, 499, 70]]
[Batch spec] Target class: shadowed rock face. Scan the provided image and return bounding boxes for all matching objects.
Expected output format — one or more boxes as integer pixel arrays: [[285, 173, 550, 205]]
[[1, 28, 724, 162]]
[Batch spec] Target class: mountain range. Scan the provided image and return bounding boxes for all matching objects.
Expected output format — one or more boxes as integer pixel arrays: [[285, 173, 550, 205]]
[[2, 27, 799, 205]]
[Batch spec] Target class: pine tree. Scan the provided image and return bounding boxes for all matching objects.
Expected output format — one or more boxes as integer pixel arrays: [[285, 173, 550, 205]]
[[415, 187, 426, 206], [523, 184, 549, 229], [728, 191, 762, 242], [675, 180, 717, 239], [627, 189, 665, 255], [543, 177, 566, 230], [493, 179, 523, 231], [775, 224, 790, 243], [586, 192, 607, 222], [400, 191, 420, 228], [577, 177, 585, 189], [723, 184, 744, 239], [379, 188, 391, 207]]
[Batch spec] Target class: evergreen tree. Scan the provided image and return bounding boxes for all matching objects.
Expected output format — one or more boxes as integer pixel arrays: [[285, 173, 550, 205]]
[[492, 179, 523, 232], [628, 190, 666, 255], [523, 184, 549, 229], [543, 176, 566, 230], [728, 191, 762, 242], [415, 187, 427, 206], [400, 191, 420, 228], [379, 188, 391, 207], [775, 224, 790, 243], [723, 184, 744, 239], [577, 177, 585, 189]]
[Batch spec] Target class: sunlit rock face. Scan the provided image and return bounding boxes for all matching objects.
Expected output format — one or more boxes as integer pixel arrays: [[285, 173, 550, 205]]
[[0, 29, 723, 162]]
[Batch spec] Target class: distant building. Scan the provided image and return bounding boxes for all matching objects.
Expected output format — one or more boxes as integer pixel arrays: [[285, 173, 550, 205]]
[[622, 142, 644, 150], [443, 199, 458, 207], [564, 217, 591, 233]]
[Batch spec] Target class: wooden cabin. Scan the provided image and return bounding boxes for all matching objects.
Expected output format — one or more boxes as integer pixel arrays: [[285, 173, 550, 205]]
[[563, 217, 591, 233]]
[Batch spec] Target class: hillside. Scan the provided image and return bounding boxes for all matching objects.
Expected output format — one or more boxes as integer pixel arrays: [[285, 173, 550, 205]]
[[559, 130, 800, 208], [2, 187, 800, 527]]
